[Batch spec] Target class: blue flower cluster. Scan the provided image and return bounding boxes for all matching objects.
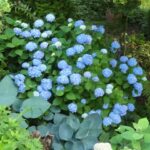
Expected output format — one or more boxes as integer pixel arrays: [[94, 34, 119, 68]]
[[76, 34, 92, 44], [103, 103, 135, 126], [66, 44, 84, 56], [37, 78, 52, 100], [14, 74, 26, 93]]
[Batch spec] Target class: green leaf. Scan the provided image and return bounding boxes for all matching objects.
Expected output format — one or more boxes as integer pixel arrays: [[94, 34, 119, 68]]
[[56, 90, 64, 96], [137, 118, 149, 131], [0, 75, 18, 106], [72, 141, 84, 150], [121, 131, 143, 140], [59, 122, 74, 141], [4, 28, 15, 39], [144, 134, 150, 143], [66, 92, 76, 100], [15, 49, 23, 56], [116, 125, 134, 133], [21, 97, 51, 118], [12, 37, 25, 46], [60, 26, 71, 33], [53, 98, 62, 106]]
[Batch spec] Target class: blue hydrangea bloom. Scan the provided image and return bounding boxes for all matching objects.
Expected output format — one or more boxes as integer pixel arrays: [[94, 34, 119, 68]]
[[127, 74, 137, 84], [103, 103, 109, 109], [96, 25, 105, 34], [68, 103, 77, 113], [22, 62, 30, 68], [76, 34, 92, 44], [28, 66, 42, 78], [91, 25, 97, 31], [111, 40, 121, 49], [128, 58, 137, 67], [113, 104, 128, 116], [70, 73, 82, 85], [60, 68, 72, 76], [133, 82, 143, 92], [57, 75, 69, 84], [14, 74, 25, 86], [30, 29, 41, 38], [45, 13, 55, 22], [102, 68, 113, 78], [127, 103, 135, 112], [73, 44, 84, 54], [76, 61, 85, 69], [81, 98, 87, 104], [110, 59, 117, 68], [82, 54, 93, 65], [119, 64, 129, 73], [18, 83, 26, 93], [74, 20, 84, 27], [120, 56, 128, 63], [57, 60, 68, 70], [94, 88, 105, 97], [40, 42, 49, 49], [25, 42, 37, 51], [66, 47, 76, 56], [56, 85, 65, 91], [132, 89, 142, 97], [40, 91, 52, 100], [133, 67, 143, 76], [34, 19, 44, 28], [32, 59, 42, 66], [84, 71, 92, 78], [38, 64, 47, 72], [103, 117, 112, 126], [33, 51, 44, 60], [41, 78, 52, 90], [111, 40, 121, 53], [51, 37, 59, 43], [13, 27, 22, 35], [109, 112, 121, 124], [92, 52, 97, 57], [21, 31, 31, 38], [92, 76, 99, 82]]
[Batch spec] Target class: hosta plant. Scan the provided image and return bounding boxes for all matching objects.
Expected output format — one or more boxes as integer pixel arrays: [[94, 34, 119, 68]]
[[1, 13, 147, 127]]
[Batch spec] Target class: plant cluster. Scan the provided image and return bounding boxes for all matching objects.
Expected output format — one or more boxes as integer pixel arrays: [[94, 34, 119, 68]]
[[4, 13, 146, 127], [110, 118, 150, 150], [0, 106, 43, 150]]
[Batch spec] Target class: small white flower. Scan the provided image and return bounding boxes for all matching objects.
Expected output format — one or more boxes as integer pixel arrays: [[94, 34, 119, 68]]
[[94, 143, 112, 150], [77, 57, 82, 62], [16, 20, 21, 24], [142, 77, 147, 81], [106, 84, 114, 89], [68, 23, 73, 27], [41, 32, 48, 38], [54, 41, 62, 48], [51, 52, 55, 56], [68, 18, 73, 22], [33, 91, 40, 97], [80, 25, 86, 30], [106, 88, 112, 94], [100, 48, 108, 54], [21, 23, 29, 28], [81, 113, 88, 118]]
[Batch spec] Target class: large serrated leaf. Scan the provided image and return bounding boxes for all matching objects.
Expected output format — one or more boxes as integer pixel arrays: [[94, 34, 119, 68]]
[[0, 75, 18, 106], [20, 97, 50, 118]]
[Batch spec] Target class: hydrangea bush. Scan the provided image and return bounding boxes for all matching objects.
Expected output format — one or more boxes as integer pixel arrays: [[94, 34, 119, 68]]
[[12, 13, 147, 127]]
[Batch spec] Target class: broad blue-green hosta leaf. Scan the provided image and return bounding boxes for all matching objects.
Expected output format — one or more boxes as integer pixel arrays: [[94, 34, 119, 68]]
[[20, 97, 51, 118], [59, 122, 74, 141], [0, 75, 18, 106], [66, 114, 80, 131], [53, 143, 64, 150]]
